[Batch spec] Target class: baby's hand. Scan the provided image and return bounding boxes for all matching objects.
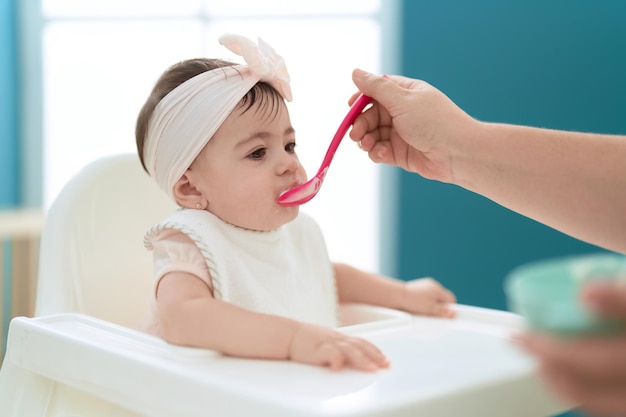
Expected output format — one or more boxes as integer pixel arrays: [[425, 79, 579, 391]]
[[288, 323, 390, 372], [402, 277, 456, 318]]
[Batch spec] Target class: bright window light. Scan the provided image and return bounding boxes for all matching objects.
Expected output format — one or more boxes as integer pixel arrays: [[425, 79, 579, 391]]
[[41, 1, 381, 272]]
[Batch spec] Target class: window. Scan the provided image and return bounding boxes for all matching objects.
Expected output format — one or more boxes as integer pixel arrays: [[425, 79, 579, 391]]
[[39, 0, 383, 272]]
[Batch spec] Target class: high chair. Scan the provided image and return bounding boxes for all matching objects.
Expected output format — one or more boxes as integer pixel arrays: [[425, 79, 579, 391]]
[[0, 154, 572, 417]]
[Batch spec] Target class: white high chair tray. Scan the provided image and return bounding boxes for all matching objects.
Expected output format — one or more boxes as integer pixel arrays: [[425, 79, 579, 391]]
[[2, 304, 569, 417]]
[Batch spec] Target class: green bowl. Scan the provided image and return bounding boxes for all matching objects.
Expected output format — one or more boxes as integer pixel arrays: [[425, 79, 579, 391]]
[[505, 253, 626, 336]]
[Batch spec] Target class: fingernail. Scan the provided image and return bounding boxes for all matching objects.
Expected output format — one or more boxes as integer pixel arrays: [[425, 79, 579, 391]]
[[581, 287, 604, 310], [354, 68, 373, 80], [583, 295, 601, 311]]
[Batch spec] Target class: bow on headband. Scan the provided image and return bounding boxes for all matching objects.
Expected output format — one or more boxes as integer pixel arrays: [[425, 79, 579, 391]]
[[219, 34, 292, 101], [144, 34, 292, 200]]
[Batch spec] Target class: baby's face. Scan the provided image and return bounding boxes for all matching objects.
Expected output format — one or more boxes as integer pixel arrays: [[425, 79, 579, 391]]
[[188, 99, 306, 231]]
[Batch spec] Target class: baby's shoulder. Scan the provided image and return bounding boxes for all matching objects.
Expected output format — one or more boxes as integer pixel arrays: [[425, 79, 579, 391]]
[[144, 209, 216, 249]]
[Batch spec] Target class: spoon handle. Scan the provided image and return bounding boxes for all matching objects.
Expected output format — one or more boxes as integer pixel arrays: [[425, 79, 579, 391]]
[[316, 93, 372, 176]]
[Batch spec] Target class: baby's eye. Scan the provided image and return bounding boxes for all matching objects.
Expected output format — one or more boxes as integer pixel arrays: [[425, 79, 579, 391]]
[[285, 142, 296, 153], [248, 148, 266, 160]]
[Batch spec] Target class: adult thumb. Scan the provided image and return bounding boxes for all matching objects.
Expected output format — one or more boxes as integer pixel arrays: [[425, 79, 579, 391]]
[[352, 69, 401, 108], [582, 281, 626, 319]]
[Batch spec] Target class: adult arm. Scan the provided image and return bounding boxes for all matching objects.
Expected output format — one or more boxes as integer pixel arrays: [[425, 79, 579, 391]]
[[456, 123, 626, 253], [349, 70, 626, 253]]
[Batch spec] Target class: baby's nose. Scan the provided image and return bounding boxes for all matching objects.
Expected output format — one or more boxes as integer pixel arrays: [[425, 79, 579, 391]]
[[277, 152, 300, 174]]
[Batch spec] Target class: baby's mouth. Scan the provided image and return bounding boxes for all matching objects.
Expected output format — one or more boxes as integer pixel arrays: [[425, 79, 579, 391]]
[[278, 181, 301, 199]]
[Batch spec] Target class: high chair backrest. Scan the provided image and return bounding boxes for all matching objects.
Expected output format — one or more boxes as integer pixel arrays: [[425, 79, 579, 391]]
[[35, 154, 178, 328]]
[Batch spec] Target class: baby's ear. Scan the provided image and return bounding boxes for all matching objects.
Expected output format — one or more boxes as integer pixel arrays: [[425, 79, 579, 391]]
[[173, 172, 203, 209]]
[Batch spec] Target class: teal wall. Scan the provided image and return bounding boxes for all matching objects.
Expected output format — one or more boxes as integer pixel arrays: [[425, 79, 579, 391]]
[[0, 0, 18, 208], [394, 1, 626, 306], [0, 0, 18, 356], [394, 3, 626, 415]]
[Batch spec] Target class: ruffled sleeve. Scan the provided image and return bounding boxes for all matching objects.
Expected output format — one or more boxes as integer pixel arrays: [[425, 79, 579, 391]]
[[150, 228, 213, 297]]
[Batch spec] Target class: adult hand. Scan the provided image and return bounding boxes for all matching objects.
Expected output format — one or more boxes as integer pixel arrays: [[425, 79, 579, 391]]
[[516, 281, 626, 416], [348, 69, 476, 184]]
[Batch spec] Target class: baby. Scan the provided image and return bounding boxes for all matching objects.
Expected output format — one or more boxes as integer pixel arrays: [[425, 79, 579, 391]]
[[135, 34, 456, 371]]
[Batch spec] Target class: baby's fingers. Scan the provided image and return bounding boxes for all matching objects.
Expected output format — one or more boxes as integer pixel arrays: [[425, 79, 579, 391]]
[[418, 298, 456, 318], [323, 346, 346, 372], [437, 289, 457, 318], [441, 288, 457, 304], [342, 338, 390, 371], [433, 302, 457, 318]]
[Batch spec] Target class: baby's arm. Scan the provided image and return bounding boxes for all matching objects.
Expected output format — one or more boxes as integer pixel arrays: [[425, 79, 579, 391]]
[[156, 271, 389, 371], [333, 263, 456, 318]]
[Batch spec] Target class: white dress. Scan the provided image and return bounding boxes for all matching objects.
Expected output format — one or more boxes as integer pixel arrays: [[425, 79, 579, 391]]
[[143, 209, 339, 335]]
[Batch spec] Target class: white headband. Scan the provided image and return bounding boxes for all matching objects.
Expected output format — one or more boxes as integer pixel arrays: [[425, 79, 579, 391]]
[[144, 33, 292, 199]]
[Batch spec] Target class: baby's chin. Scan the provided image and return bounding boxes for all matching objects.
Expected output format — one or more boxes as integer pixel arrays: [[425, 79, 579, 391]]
[[265, 205, 299, 229], [231, 206, 300, 232]]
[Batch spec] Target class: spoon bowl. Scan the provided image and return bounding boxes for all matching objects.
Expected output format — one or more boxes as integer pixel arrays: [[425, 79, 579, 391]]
[[278, 93, 372, 206]]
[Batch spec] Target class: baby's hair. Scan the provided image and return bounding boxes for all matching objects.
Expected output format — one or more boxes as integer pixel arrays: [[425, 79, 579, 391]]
[[135, 58, 285, 172]]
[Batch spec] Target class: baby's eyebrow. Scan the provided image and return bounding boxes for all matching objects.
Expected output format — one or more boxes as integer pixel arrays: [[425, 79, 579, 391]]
[[235, 127, 296, 148]]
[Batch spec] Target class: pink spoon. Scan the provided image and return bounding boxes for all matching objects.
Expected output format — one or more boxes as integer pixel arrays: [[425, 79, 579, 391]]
[[278, 93, 372, 206]]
